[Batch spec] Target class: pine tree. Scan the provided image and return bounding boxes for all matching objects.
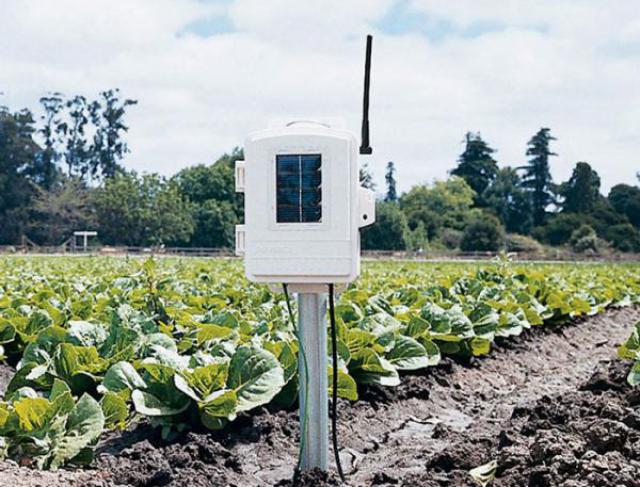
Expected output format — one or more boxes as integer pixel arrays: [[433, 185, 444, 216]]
[[451, 132, 498, 205], [521, 128, 557, 226], [560, 162, 600, 214], [484, 167, 532, 234], [384, 161, 397, 202]]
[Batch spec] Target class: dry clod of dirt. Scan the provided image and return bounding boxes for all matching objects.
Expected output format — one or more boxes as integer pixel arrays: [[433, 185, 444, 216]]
[[424, 360, 640, 487]]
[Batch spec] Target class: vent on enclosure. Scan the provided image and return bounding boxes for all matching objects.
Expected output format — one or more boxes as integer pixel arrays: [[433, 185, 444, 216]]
[[276, 154, 322, 223]]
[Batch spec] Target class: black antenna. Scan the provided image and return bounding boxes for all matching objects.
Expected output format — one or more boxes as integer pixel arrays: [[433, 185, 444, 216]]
[[359, 35, 373, 155]]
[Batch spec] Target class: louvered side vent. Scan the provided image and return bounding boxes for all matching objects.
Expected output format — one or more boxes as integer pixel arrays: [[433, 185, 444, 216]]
[[276, 154, 322, 223]]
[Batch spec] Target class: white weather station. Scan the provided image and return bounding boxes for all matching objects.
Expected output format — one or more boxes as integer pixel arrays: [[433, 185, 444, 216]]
[[235, 36, 376, 480]]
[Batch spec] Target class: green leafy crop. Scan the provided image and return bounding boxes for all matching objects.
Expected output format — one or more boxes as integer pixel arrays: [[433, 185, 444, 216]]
[[0, 256, 639, 468]]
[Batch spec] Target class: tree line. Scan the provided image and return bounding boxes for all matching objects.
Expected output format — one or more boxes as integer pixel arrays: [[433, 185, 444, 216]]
[[1, 91, 639, 253], [366, 129, 640, 254]]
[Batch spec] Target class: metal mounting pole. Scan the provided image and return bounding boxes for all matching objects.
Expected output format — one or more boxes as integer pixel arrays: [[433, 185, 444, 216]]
[[297, 292, 328, 471]]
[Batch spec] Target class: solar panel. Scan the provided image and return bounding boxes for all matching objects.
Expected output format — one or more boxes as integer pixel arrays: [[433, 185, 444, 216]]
[[276, 154, 322, 223]]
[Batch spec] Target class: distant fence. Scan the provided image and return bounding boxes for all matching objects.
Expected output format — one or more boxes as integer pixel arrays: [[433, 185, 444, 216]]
[[0, 244, 234, 257], [1, 244, 639, 262], [362, 249, 640, 262]]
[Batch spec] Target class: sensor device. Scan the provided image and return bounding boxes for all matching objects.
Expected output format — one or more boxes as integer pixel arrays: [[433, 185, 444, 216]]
[[235, 120, 375, 287], [235, 35, 376, 478]]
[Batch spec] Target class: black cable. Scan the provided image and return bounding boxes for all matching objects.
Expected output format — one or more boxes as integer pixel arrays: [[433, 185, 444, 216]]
[[283, 283, 295, 324], [328, 283, 346, 482], [282, 283, 309, 472]]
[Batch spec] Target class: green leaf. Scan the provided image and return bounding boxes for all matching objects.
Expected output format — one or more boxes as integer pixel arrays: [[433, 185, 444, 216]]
[[496, 310, 528, 338], [328, 367, 358, 401], [0, 318, 16, 344], [199, 389, 237, 430], [197, 324, 234, 345], [139, 333, 178, 357], [420, 303, 452, 334], [49, 394, 105, 470], [16, 309, 53, 343], [49, 379, 74, 418], [50, 379, 71, 400], [0, 404, 10, 432], [131, 390, 190, 417], [67, 321, 108, 348], [12, 397, 50, 432], [469, 459, 497, 487], [54, 344, 107, 379], [387, 335, 437, 371], [264, 340, 298, 383], [405, 314, 431, 338], [19, 325, 68, 368], [100, 392, 129, 430], [343, 328, 376, 356], [227, 345, 285, 412], [204, 311, 239, 329], [619, 322, 640, 360], [336, 303, 364, 323], [174, 361, 229, 402], [469, 304, 499, 339], [132, 363, 190, 417], [470, 337, 492, 357], [628, 361, 640, 386], [359, 313, 401, 337], [350, 348, 400, 387], [101, 362, 146, 394], [145, 347, 189, 370]]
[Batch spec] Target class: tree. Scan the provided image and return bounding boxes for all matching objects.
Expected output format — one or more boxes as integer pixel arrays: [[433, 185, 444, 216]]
[[63, 95, 91, 178], [588, 198, 627, 237], [36, 94, 64, 190], [0, 107, 40, 243], [560, 162, 600, 213], [173, 148, 244, 248], [384, 161, 397, 202], [189, 199, 237, 248], [93, 172, 193, 246], [26, 178, 95, 245], [533, 212, 584, 246], [174, 148, 243, 210], [143, 175, 194, 245], [460, 214, 503, 251], [451, 132, 498, 205], [608, 184, 640, 228], [605, 223, 640, 253], [361, 201, 411, 250], [92, 172, 139, 244], [360, 162, 375, 191], [521, 127, 557, 226], [89, 89, 137, 179], [400, 177, 476, 239], [483, 167, 532, 234], [569, 224, 598, 253]]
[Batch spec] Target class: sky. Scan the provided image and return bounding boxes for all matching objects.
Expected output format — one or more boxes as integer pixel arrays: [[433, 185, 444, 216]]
[[1, 0, 639, 194]]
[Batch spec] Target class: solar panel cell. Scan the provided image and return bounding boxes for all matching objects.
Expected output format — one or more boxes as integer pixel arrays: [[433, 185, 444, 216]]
[[276, 154, 322, 223]]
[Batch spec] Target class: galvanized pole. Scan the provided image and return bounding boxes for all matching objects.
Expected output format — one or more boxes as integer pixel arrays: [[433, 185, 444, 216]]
[[297, 292, 328, 470]]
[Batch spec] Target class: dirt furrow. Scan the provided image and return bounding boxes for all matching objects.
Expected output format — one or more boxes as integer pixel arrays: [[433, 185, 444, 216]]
[[337, 306, 640, 486]]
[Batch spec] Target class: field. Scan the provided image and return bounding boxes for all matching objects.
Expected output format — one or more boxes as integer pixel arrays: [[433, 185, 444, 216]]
[[0, 256, 640, 486]]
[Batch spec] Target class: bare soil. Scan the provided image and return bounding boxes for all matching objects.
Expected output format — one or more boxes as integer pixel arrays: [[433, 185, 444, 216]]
[[1, 306, 639, 487]]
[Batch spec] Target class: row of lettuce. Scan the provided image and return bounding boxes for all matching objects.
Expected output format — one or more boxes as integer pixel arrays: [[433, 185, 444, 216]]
[[0, 257, 639, 469]]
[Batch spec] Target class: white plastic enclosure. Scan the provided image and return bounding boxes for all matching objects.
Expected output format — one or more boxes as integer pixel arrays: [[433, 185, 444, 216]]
[[235, 120, 375, 286]]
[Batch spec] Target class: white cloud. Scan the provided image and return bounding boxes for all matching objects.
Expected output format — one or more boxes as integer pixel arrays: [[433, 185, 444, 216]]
[[0, 0, 638, 194]]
